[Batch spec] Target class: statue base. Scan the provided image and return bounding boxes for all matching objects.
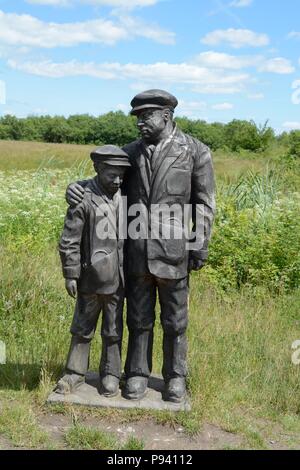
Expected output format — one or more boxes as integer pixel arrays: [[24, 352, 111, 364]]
[[47, 372, 191, 412]]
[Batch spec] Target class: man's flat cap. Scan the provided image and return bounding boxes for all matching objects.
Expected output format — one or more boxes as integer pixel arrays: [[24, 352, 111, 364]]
[[90, 145, 131, 167], [130, 89, 178, 115]]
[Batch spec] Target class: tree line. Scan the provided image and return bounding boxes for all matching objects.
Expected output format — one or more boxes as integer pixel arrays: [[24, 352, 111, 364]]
[[0, 111, 299, 154]]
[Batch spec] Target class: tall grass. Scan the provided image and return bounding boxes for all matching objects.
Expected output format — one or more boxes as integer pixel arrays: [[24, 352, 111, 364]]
[[222, 168, 281, 211], [0, 140, 94, 171]]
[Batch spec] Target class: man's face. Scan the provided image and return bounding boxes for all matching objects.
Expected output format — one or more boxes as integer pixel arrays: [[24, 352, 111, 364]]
[[136, 108, 167, 142], [96, 164, 126, 195]]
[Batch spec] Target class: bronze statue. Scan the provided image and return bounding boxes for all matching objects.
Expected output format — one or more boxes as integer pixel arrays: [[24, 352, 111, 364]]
[[66, 90, 215, 403]]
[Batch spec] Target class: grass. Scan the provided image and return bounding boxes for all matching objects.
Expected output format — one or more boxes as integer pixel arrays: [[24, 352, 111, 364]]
[[65, 424, 144, 450], [65, 425, 119, 450], [0, 139, 94, 171], [0, 399, 51, 449], [0, 139, 300, 450], [0, 138, 271, 182]]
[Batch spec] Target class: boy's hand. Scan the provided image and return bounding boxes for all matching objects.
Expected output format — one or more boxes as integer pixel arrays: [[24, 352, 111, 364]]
[[65, 279, 78, 298], [65, 183, 85, 207]]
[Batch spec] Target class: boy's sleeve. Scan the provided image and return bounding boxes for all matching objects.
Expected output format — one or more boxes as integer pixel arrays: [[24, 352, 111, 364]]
[[59, 203, 86, 279]]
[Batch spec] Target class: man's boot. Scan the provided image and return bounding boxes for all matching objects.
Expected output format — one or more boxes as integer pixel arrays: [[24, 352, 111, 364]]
[[123, 329, 153, 400], [55, 335, 91, 394], [100, 375, 120, 397], [162, 333, 187, 403], [164, 377, 186, 403]]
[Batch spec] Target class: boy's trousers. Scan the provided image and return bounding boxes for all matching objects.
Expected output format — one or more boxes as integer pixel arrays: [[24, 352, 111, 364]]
[[65, 284, 124, 379]]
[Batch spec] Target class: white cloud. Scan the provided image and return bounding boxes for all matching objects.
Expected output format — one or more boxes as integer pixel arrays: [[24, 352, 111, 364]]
[[282, 122, 300, 131], [2, 109, 15, 116], [288, 31, 300, 40], [26, 0, 159, 7], [177, 99, 207, 118], [230, 0, 253, 7], [212, 102, 233, 110], [83, 0, 158, 6], [7, 59, 250, 94], [28, 107, 49, 115], [259, 58, 295, 75], [129, 82, 153, 91], [0, 80, 6, 105], [201, 28, 270, 48], [0, 9, 174, 47], [27, 0, 71, 5], [116, 15, 175, 45], [248, 93, 264, 100], [116, 103, 129, 112], [192, 84, 243, 94], [195, 51, 262, 69], [0, 10, 127, 47], [195, 51, 294, 75]]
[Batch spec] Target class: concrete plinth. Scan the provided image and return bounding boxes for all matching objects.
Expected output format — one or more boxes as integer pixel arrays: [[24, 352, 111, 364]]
[[47, 372, 191, 412]]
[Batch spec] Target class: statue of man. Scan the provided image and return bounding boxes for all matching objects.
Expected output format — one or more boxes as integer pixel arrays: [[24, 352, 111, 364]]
[[67, 89, 215, 403]]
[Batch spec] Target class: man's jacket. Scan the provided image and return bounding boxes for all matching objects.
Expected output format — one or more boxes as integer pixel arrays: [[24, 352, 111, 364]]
[[122, 125, 216, 280], [59, 177, 124, 295]]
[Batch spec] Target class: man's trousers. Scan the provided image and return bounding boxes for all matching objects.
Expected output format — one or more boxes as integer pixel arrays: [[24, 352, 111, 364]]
[[124, 274, 188, 381]]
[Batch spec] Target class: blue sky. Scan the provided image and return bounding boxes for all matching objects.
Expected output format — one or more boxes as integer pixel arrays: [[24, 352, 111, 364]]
[[0, 0, 299, 132]]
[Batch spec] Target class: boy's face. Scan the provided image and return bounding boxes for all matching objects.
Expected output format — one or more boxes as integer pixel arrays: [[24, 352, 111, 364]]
[[95, 164, 126, 195]]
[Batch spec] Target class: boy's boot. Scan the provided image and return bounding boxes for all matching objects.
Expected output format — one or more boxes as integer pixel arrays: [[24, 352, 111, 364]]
[[99, 338, 122, 397], [55, 335, 91, 394]]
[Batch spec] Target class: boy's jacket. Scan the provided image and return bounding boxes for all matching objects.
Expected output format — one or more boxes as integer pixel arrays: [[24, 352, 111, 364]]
[[59, 177, 124, 295]]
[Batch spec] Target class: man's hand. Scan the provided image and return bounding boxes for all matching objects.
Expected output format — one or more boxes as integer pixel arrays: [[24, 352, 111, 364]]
[[65, 183, 85, 207], [188, 256, 206, 272], [65, 279, 78, 298]]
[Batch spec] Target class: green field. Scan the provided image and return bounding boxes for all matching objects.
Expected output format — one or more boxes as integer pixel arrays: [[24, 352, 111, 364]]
[[0, 139, 300, 449]]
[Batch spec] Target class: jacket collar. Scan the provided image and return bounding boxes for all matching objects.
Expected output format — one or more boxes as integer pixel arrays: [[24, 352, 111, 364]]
[[135, 124, 184, 198]]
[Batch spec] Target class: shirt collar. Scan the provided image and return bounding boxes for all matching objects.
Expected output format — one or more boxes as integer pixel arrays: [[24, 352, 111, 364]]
[[142, 123, 177, 153]]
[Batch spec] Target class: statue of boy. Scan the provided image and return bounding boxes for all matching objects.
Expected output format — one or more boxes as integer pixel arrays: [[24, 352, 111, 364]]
[[55, 145, 131, 397]]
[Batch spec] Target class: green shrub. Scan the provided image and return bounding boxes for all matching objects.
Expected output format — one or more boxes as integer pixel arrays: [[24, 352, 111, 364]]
[[207, 181, 300, 291], [288, 130, 300, 158], [224, 120, 274, 152]]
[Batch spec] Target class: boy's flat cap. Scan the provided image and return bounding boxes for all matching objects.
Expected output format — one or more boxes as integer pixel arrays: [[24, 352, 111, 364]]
[[90, 145, 131, 167], [130, 89, 178, 115]]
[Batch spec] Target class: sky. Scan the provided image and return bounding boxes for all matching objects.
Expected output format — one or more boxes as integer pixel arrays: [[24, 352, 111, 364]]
[[0, 0, 299, 133]]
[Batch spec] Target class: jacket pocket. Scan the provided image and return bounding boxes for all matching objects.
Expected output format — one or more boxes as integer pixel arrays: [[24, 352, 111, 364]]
[[166, 169, 190, 196], [80, 250, 118, 292]]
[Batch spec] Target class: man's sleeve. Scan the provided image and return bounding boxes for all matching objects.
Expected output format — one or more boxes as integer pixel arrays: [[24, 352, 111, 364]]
[[59, 203, 86, 279], [190, 141, 216, 261], [66, 179, 89, 207]]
